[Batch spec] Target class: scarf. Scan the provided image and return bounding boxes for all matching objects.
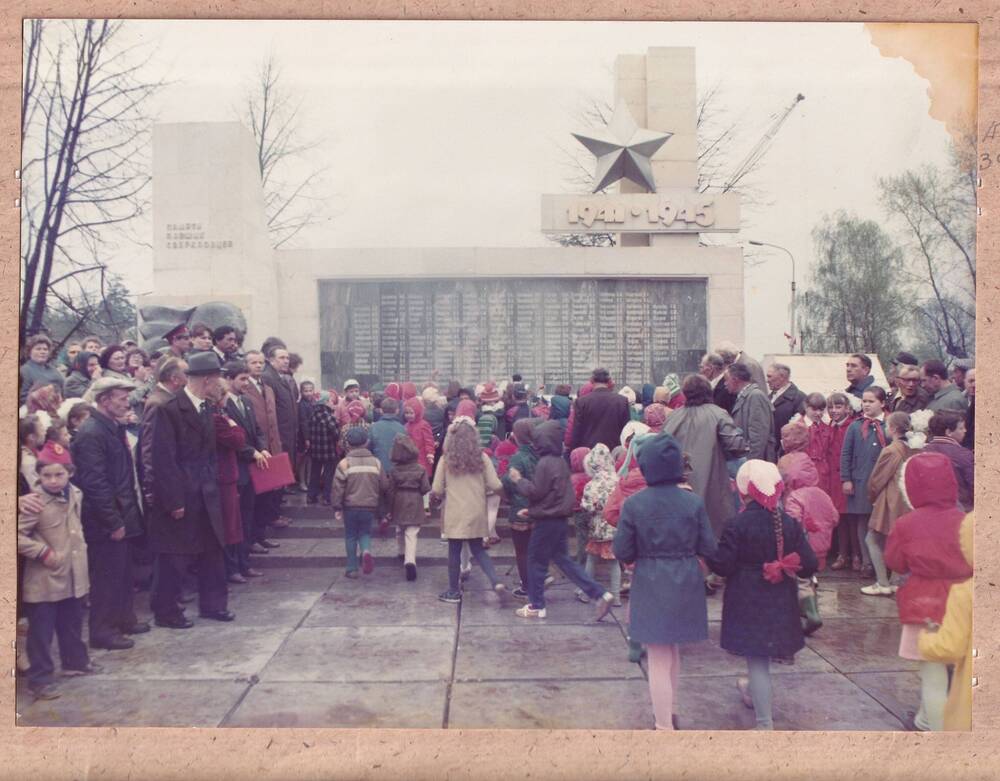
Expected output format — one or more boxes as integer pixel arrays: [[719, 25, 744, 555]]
[[861, 416, 887, 448]]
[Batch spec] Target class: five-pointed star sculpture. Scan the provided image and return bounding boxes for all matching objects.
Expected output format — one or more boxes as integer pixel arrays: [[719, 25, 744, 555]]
[[572, 99, 673, 193]]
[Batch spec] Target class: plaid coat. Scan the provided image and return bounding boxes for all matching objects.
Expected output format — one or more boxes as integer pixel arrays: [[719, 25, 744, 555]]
[[309, 404, 341, 462]]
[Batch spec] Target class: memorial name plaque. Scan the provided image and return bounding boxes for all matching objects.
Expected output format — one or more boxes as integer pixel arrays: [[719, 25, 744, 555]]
[[320, 278, 707, 391], [539, 191, 741, 234]]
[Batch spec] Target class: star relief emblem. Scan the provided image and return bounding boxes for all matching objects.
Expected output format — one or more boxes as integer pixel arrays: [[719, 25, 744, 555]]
[[572, 99, 673, 193]]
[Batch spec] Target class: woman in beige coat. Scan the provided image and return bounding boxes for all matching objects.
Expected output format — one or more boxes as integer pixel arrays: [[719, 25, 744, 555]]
[[432, 417, 508, 604], [864, 411, 918, 596]]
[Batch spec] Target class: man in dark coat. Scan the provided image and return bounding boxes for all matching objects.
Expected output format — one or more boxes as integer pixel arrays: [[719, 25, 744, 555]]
[[139, 357, 188, 490], [765, 363, 806, 447], [143, 351, 233, 627], [726, 363, 777, 462], [262, 345, 298, 469], [71, 377, 149, 650], [889, 364, 929, 413], [700, 352, 736, 414], [244, 350, 283, 549], [568, 368, 631, 451], [845, 353, 876, 399], [223, 360, 269, 579]]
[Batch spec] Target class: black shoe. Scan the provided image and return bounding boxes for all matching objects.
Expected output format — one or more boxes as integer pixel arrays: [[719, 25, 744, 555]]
[[260, 539, 280, 549], [90, 634, 134, 650], [155, 614, 194, 629], [122, 621, 151, 635], [199, 610, 236, 622], [306, 499, 318, 505], [397, 553, 405, 562], [405, 563, 417, 581]]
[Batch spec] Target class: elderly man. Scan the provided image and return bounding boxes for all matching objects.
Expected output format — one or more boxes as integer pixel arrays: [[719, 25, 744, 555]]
[[725, 362, 776, 462], [766, 362, 806, 439], [244, 350, 283, 552], [715, 341, 766, 391], [889, 364, 929, 413], [568, 367, 632, 451], [888, 351, 919, 391], [845, 353, 876, 399], [922, 359, 969, 413], [143, 351, 233, 627], [700, 352, 735, 413], [964, 368, 975, 451], [71, 377, 148, 650]]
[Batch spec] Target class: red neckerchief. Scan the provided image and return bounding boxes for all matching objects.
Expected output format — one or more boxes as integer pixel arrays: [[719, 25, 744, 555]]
[[861, 416, 887, 448]]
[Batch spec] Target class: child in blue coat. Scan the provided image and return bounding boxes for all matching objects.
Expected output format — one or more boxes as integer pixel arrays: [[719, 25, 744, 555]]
[[613, 433, 717, 730]]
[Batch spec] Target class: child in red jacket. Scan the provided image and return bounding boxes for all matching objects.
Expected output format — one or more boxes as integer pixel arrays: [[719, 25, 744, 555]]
[[569, 446, 591, 564], [885, 451, 972, 731]]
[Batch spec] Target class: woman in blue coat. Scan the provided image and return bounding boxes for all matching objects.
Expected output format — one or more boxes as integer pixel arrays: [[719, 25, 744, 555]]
[[612, 432, 717, 731], [839, 387, 888, 579], [707, 460, 818, 730]]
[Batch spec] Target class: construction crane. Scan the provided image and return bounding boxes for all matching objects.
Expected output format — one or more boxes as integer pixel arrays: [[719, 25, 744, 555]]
[[722, 93, 805, 193]]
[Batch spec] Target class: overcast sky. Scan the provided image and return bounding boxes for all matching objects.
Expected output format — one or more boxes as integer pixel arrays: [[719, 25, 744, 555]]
[[106, 20, 956, 357]]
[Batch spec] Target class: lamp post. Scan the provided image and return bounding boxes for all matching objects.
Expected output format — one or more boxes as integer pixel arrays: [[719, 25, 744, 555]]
[[749, 240, 797, 353]]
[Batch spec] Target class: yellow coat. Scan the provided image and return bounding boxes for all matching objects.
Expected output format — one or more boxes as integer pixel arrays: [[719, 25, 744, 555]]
[[918, 581, 972, 730]]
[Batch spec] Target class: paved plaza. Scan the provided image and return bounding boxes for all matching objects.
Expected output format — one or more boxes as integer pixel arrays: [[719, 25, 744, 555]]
[[17, 499, 917, 731]]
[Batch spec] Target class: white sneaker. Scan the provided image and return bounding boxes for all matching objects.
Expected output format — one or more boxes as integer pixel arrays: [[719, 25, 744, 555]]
[[544, 575, 556, 588], [515, 604, 547, 619], [575, 589, 590, 604], [593, 591, 614, 622], [860, 583, 895, 597]]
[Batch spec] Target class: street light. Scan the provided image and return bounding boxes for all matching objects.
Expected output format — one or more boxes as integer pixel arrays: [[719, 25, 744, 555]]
[[748, 240, 797, 353]]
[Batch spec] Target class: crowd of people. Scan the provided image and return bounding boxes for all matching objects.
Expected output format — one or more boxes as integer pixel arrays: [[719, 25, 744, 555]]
[[16, 328, 975, 732]]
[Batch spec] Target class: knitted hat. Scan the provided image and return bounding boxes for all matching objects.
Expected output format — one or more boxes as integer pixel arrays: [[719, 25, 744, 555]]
[[343, 378, 360, 391], [618, 386, 637, 404], [421, 385, 440, 404], [455, 399, 478, 420], [385, 382, 401, 401], [346, 400, 366, 421], [479, 382, 501, 404], [736, 460, 784, 511], [346, 427, 369, 447], [401, 382, 417, 400], [643, 402, 668, 430], [661, 374, 682, 400], [36, 440, 72, 468], [779, 421, 810, 454], [620, 420, 651, 448]]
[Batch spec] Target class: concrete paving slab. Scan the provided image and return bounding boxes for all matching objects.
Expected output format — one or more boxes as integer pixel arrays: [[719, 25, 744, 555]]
[[677, 623, 837, 677], [16, 678, 248, 727], [221, 589, 322, 627], [805, 619, 918, 673], [238, 567, 337, 592], [673, 672, 906, 731], [225, 681, 446, 728], [87, 625, 291, 680], [260, 626, 456, 683], [847, 671, 923, 724], [454, 624, 640, 682], [304, 587, 457, 627], [460, 585, 618, 627], [448, 679, 654, 729], [815, 580, 902, 620]]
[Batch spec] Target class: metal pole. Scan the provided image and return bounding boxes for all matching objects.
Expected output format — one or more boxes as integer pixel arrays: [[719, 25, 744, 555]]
[[749, 240, 796, 352]]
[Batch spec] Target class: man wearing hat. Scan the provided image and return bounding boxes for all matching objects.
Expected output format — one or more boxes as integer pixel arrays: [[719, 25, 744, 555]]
[[71, 376, 148, 650], [164, 324, 191, 359], [143, 351, 233, 627]]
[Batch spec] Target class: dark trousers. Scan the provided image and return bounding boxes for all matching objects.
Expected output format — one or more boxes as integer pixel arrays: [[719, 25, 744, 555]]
[[527, 519, 605, 609], [253, 489, 281, 543], [87, 539, 138, 643], [510, 526, 532, 587], [307, 458, 335, 503], [26, 598, 89, 689], [448, 539, 499, 592], [225, 481, 256, 575], [151, 545, 228, 618]]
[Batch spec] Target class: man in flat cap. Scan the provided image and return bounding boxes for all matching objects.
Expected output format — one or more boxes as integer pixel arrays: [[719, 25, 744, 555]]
[[143, 351, 233, 627], [71, 376, 149, 650], [164, 324, 191, 360]]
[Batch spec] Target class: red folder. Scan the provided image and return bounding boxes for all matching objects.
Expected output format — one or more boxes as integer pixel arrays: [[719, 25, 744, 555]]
[[249, 451, 295, 495]]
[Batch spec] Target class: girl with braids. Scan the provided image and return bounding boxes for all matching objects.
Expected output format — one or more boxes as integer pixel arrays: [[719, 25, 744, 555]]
[[707, 460, 818, 730], [431, 416, 508, 605]]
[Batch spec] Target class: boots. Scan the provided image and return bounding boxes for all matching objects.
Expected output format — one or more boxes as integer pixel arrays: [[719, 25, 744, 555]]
[[627, 637, 646, 663]]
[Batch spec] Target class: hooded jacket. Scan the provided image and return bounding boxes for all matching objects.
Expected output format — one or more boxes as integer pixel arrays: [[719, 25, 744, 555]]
[[612, 434, 717, 645], [501, 425, 539, 520], [549, 394, 571, 434], [569, 446, 591, 511], [403, 397, 436, 476], [885, 452, 972, 625], [387, 435, 431, 526], [513, 420, 575, 520], [778, 452, 838, 563]]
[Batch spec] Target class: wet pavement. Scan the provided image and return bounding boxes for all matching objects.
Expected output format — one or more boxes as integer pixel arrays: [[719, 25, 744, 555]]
[[16, 500, 917, 730]]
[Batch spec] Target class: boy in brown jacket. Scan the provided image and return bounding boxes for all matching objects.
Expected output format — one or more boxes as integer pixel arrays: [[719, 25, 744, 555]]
[[333, 427, 389, 578], [17, 441, 102, 700]]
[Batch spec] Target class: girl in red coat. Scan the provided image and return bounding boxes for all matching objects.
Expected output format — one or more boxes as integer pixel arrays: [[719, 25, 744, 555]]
[[825, 392, 859, 571], [208, 383, 249, 584], [799, 393, 833, 495], [885, 451, 973, 731], [404, 397, 436, 515]]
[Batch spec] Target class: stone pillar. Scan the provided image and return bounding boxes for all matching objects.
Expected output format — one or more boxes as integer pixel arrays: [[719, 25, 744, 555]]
[[145, 122, 279, 348]]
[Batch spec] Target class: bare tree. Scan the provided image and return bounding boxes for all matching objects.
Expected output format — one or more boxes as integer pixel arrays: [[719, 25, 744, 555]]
[[879, 135, 976, 359], [241, 53, 331, 249], [20, 19, 163, 343]]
